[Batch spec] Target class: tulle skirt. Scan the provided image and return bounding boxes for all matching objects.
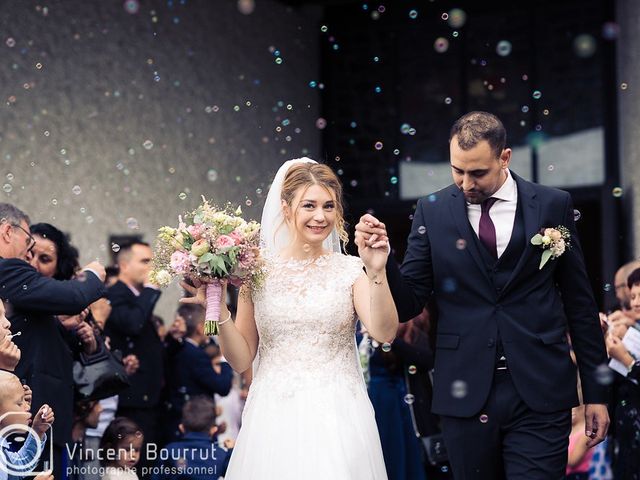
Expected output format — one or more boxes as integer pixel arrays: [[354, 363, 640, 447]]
[[224, 376, 388, 480]]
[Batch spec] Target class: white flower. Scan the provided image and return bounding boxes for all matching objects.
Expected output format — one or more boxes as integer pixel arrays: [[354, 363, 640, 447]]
[[551, 238, 566, 257], [542, 235, 551, 246], [155, 269, 172, 287]]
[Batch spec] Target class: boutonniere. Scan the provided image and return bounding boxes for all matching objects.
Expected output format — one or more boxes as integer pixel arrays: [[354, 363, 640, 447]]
[[530, 226, 571, 270]]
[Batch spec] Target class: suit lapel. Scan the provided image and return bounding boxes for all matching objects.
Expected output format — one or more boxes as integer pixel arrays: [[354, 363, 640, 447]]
[[449, 188, 492, 285], [499, 173, 540, 298]]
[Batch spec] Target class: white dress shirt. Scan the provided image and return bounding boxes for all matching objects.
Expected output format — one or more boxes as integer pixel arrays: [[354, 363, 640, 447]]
[[467, 169, 518, 258]]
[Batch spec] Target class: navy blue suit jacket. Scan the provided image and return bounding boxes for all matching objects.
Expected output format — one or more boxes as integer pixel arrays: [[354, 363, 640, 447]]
[[166, 339, 233, 414], [104, 280, 163, 408], [151, 432, 233, 480], [387, 172, 608, 416], [0, 258, 105, 445]]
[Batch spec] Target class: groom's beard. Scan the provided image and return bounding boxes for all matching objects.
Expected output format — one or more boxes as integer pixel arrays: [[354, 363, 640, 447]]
[[462, 190, 489, 204]]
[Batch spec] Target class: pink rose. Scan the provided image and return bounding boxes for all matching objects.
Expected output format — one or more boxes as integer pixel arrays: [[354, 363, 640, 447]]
[[170, 250, 191, 274], [229, 231, 243, 245], [216, 235, 235, 252], [187, 223, 205, 240]]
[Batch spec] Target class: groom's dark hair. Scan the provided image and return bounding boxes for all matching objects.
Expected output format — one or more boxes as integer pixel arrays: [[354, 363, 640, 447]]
[[449, 111, 507, 158]]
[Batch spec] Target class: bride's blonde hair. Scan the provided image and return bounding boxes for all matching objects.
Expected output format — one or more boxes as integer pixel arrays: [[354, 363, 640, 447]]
[[280, 163, 349, 250]]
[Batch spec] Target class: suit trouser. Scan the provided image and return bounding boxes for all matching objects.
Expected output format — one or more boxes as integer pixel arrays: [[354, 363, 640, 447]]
[[440, 369, 571, 480]]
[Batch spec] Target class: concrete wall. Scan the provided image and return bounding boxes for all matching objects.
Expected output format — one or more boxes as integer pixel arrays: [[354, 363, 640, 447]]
[[0, 0, 321, 319]]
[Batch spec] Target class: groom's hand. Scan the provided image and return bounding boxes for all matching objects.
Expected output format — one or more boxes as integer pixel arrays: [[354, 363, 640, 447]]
[[355, 214, 389, 248], [584, 404, 609, 448]]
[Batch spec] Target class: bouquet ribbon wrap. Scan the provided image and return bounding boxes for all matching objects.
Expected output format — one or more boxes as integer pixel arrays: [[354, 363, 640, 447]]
[[204, 281, 222, 336]]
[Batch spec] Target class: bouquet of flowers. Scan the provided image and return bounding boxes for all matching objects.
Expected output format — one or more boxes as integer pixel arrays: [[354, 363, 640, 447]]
[[151, 196, 263, 335]]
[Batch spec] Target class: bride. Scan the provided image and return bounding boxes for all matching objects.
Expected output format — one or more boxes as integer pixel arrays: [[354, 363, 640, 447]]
[[182, 158, 398, 479]]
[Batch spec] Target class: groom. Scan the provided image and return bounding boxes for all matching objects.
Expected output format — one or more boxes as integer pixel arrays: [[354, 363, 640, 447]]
[[355, 111, 609, 479]]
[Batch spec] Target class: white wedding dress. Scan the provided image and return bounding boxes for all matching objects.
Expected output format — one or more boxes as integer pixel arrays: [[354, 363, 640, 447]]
[[224, 252, 388, 480]]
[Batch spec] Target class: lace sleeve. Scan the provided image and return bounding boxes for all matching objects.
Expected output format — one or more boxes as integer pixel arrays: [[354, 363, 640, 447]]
[[342, 254, 365, 286]]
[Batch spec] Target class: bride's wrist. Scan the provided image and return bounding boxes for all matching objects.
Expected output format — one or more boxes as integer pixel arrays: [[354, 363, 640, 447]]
[[366, 270, 386, 285]]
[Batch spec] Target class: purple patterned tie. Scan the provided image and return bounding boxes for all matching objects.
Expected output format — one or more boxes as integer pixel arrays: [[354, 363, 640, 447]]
[[479, 197, 499, 259]]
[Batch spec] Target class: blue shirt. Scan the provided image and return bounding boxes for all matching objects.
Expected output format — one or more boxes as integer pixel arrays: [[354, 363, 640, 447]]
[[150, 432, 232, 480]]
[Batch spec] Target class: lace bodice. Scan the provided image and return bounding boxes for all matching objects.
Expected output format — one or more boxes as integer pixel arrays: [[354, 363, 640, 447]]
[[250, 252, 365, 398]]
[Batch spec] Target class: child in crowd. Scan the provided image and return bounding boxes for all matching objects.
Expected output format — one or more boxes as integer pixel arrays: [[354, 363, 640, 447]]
[[99, 418, 144, 480], [0, 370, 55, 480], [566, 403, 593, 480], [152, 396, 233, 480]]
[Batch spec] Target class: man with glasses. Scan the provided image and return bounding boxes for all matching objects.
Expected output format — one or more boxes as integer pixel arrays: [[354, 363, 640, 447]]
[[0, 202, 107, 480]]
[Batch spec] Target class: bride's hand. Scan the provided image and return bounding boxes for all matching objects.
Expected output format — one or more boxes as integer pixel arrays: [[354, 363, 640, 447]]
[[355, 216, 390, 275], [179, 278, 207, 308], [180, 278, 230, 317]]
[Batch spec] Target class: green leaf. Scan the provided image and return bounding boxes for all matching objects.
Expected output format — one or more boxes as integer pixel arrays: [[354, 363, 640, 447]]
[[539, 249, 553, 270], [530, 234, 543, 246], [193, 214, 203, 224], [198, 252, 214, 263]]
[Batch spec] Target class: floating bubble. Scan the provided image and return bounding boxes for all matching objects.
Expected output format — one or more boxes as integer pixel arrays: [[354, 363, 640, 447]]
[[390, 176, 398, 185], [602, 22, 619, 41], [403, 394, 415, 405], [72, 185, 82, 195], [320, 25, 328, 33], [2, 184, 12, 193], [417, 226, 427, 235], [400, 123, 411, 135], [547, 165, 554, 172], [123, 0, 140, 14], [521, 105, 530, 113], [443, 278, 457, 293], [603, 283, 612, 292], [374, 141, 384, 151], [479, 414, 489, 423], [5, 38, 15, 48], [496, 40, 512, 57], [428, 194, 437, 203], [408, 365, 417, 375], [621, 83, 628, 90], [441, 12, 449, 21], [393, 149, 400, 155], [444, 97, 452, 105], [381, 342, 392, 352], [569, 210, 582, 224], [315, 118, 327, 129], [441, 466, 449, 473], [22, 284, 28, 290], [456, 239, 467, 250], [574, 34, 596, 58], [275, 58, 283, 65], [434, 37, 449, 53], [594, 364, 614, 385], [207, 169, 218, 182], [126, 217, 139, 230], [350, 180, 358, 187], [256, 188, 263, 195], [178, 192, 187, 200], [409, 9, 418, 19], [245, 199, 252, 206], [35, 63, 42, 70], [612, 187, 623, 198], [302, 243, 311, 253], [111, 243, 121, 253], [451, 380, 468, 399], [408, 128, 416, 135], [532, 90, 542, 100], [142, 140, 153, 150], [86, 216, 94, 224], [51, 198, 58, 206], [447, 8, 466, 28], [237, 0, 255, 15]]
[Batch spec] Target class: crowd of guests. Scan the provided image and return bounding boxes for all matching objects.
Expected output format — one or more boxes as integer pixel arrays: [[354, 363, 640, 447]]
[[0, 203, 243, 480], [2, 198, 640, 480]]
